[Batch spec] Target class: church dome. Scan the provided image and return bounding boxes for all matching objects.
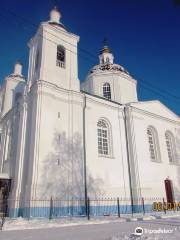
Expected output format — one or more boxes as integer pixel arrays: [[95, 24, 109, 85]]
[[48, 6, 67, 31], [87, 41, 130, 76], [88, 62, 130, 76], [8, 60, 25, 80]]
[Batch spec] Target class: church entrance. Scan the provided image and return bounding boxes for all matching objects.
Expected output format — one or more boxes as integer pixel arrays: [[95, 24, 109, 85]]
[[0, 179, 11, 217], [164, 178, 174, 203]]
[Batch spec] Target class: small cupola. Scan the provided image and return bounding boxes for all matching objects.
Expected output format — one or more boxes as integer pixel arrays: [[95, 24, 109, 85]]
[[48, 6, 66, 30], [49, 6, 61, 24], [13, 60, 23, 76], [99, 39, 114, 65]]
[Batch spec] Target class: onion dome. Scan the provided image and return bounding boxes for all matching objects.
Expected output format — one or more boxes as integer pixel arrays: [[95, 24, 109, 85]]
[[8, 60, 25, 80], [87, 40, 130, 76], [48, 6, 67, 30]]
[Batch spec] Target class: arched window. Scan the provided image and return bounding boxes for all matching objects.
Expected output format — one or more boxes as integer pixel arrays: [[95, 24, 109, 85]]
[[147, 126, 161, 162], [56, 45, 65, 68], [106, 57, 110, 63], [103, 83, 111, 100], [165, 131, 176, 163], [97, 119, 112, 156]]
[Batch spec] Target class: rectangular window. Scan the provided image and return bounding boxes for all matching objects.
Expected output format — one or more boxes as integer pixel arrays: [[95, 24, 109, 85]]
[[57, 45, 65, 68], [97, 128, 109, 155]]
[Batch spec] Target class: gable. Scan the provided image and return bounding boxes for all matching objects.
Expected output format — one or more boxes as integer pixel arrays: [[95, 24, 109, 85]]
[[130, 100, 180, 122]]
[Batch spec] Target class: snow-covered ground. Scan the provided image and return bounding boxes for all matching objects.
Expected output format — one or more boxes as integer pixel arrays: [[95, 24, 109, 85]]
[[2, 216, 127, 231], [1, 215, 180, 239]]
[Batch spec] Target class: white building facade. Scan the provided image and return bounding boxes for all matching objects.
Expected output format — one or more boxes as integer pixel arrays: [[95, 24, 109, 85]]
[[0, 7, 180, 217]]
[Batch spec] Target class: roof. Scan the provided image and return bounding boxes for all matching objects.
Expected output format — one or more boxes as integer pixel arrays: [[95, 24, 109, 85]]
[[130, 100, 180, 121], [88, 63, 130, 76], [48, 21, 67, 31]]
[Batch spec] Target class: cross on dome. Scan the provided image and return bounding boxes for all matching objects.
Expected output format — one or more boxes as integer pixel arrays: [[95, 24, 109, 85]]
[[100, 38, 111, 54]]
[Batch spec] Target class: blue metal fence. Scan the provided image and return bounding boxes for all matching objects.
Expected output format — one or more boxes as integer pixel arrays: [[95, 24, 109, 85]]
[[1, 197, 180, 219]]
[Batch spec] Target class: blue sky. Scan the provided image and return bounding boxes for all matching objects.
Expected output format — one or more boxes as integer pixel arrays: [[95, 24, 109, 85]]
[[0, 0, 180, 115]]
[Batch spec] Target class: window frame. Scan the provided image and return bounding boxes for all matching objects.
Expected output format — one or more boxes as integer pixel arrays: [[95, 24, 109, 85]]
[[56, 45, 66, 68], [97, 119, 113, 158], [165, 131, 177, 164], [103, 83, 111, 100], [106, 57, 110, 63], [147, 126, 161, 162]]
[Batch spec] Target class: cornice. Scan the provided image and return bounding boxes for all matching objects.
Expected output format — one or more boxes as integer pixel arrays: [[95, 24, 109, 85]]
[[6, 75, 26, 83], [131, 106, 180, 126], [42, 22, 80, 42], [34, 80, 82, 98], [29, 80, 83, 104], [85, 94, 124, 111], [40, 91, 83, 107], [84, 71, 137, 85]]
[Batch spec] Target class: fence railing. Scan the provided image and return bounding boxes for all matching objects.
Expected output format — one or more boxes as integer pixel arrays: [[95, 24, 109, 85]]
[[0, 197, 180, 220]]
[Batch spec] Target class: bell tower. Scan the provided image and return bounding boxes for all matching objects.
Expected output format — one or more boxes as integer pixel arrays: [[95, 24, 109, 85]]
[[27, 7, 80, 91]]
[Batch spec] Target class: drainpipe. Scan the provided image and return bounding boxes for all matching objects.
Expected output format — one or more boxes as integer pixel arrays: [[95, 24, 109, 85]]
[[83, 94, 88, 215], [123, 105, 134, 216]]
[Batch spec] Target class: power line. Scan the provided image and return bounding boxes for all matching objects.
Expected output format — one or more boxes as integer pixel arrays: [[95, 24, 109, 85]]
[[0, 9, 97, 68], [6, 6, 177, 103], [136, 76, 180, 101], [0, 7, 98, 62], [138, 82, 180, 104], [0, 6, 180, 105]]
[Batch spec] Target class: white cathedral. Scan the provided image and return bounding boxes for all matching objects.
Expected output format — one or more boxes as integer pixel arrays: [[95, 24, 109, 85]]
[[0, 7, 180, 216]]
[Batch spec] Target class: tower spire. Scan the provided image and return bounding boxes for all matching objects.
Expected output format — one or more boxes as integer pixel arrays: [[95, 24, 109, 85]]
[[100, 38, 111, 54], [53, 0, 59, 8], [103, 38, 108, 47]]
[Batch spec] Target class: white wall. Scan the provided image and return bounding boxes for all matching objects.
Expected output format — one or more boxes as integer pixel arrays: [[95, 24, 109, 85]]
[[130, 102, 180, 199], [83, 70, 137, 104], [1, 76, 25, 117], [21, 81, 131, 200], [85, 95, 131, 198], [22, 81, 84, 200], [28, 23, 80, 92]]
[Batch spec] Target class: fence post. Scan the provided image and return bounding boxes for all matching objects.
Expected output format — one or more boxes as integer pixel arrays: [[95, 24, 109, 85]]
[[177, 201, 179, 211], [0, 199, 5, 231], [131, 199, 133, 217], [142, 197, 145, 215], [25, 199, 29, 220], [71, 198, 74, 216], [87, 198, 90, 220], [117, 197, 120, 218], [49, 197, 53, 220], [5, 200, 8, 218], [163, 198, 166, 214]]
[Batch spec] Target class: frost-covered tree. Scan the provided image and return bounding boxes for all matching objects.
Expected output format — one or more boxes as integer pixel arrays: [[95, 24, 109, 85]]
[[38, 131, 104, 200]]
